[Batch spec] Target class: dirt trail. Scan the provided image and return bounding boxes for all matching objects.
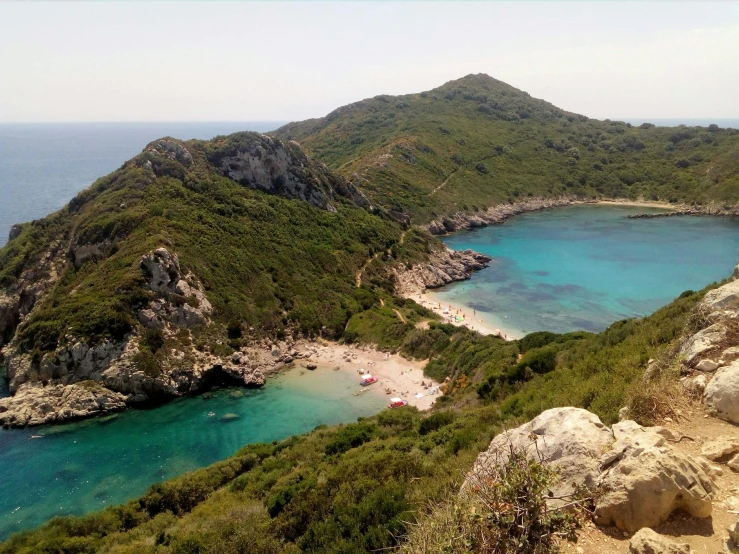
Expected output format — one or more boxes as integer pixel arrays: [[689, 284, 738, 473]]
[[430, 169, 458, 197], [393, 309, 406, 323], [355, 230, 407, 288]]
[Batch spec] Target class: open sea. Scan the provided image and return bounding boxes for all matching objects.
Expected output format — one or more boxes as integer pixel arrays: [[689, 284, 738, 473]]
[[2, 122, 739, 541]]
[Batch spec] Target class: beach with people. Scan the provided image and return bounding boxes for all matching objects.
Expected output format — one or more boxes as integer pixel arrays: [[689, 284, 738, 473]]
[[412, 291, 524, 340]]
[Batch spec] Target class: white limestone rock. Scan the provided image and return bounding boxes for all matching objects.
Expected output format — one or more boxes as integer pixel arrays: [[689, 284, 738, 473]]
[[681, 323, 726, 366], [704, 361, 739, 423], [628, 528, 690, 554]]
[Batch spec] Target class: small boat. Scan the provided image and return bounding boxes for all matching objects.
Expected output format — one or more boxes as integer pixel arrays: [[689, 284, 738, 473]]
[[388, 397, 408, 408], [360, 375, 378, 386], [29, 435, 43, 439], [207, 412, 216, 417]]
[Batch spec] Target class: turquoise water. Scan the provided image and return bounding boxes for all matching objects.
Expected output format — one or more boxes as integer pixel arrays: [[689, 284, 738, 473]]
[[432, 205, 739, 337], [0, 366, 384, 540]]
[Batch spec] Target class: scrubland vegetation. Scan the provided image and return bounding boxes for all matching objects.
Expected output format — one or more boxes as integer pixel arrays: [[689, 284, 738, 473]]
[[1, 285, 708, 553]]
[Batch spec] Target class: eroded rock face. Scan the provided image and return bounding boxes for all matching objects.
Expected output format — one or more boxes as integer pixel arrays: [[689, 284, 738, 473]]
[[0, 241, 66, 351], [139, 248, 212, 329], [147, 138, 194, 166], [0, 382, 126, 428], [594, 420, 713, 532], [395, 248, 492, 296], [466, 408, 715, 534], [213, 134, 370, 211], [704, 361, 739, 423]]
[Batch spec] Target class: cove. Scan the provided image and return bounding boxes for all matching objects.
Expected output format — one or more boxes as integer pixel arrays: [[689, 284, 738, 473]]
[[0, 366, 385, 540], [431, 205, 739, 337]]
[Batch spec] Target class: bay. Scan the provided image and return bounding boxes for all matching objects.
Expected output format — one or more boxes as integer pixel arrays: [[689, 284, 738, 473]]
[[431, 205, 739, 337]]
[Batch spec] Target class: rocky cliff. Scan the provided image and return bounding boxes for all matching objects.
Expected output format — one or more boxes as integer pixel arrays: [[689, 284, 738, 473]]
[[0, 130, 405, 428], [393, 247, 491, 296]]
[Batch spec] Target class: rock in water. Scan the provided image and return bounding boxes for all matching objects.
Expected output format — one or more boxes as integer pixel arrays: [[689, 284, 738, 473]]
[[628, 528, 690, 554], [704, 361, 739, 423], [0, 382, 127, 428]]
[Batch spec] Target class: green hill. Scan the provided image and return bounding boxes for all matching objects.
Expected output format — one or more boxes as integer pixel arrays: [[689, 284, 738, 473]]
[[0, 132, 434, 425], [2, 74, 739, 550], [275, 74, 739, 223]]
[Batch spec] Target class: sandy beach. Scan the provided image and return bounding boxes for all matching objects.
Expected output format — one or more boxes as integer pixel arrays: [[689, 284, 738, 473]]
[[296, 342, 441, 410], [590, 199, 678, 210], [410, 291, 523, 340]]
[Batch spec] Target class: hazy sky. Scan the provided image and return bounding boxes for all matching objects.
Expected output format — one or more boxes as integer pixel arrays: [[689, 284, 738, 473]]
[[1, 2, 738, 123]]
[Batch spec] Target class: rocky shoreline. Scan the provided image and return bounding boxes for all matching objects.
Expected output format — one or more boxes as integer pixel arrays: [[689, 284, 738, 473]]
[[393, 247, 492, 296], [425, 196, 576, 235], [629, 206, 739, 219]]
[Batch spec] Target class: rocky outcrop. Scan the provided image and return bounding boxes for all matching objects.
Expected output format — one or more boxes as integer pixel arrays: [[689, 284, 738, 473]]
[[4, 339, 126, 393], [594, 420, 713, 532], [676, 277, 739, 422], [467, 407, 715, 533], [704, 361, 739, 423], [139, 248, 213, 329], [394, 248, 492, 296], [0, 381, 126, 428], [628, 203, 739, 220], [8, 223, 22, 242], [209, 133, 371, 211], [0, 241, 66, 351], [426, 196, 575, 235], [147, 138, 194, 166], [629, 528, 690, 554]]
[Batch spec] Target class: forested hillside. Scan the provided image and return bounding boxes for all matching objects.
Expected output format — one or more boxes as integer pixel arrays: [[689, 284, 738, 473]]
[[276, 74, 739, 222]]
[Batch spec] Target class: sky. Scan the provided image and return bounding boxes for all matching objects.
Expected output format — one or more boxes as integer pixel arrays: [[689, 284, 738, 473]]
[[1, 2, 738, 123]]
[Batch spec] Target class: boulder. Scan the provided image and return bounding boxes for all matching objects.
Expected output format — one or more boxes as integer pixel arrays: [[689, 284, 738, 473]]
[[468, 407, 614, 498], [628, 528, 690, 554], [701, 279, 739, 315], [695, 359, 720, 372], [704, 361, 739, 423], [594, 421, 714, 532], [701, 436, 739, 461], [681, 323, 726, 365], [467, 408, 715, 534], [682, 374, 708, 395], [721, 346, 739, 364]]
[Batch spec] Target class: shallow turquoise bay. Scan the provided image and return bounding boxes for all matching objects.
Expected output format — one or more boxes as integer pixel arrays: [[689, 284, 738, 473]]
[[432, 205, 739, 337], [0, 367, 385, 540], [2, 205, 739, 541]]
